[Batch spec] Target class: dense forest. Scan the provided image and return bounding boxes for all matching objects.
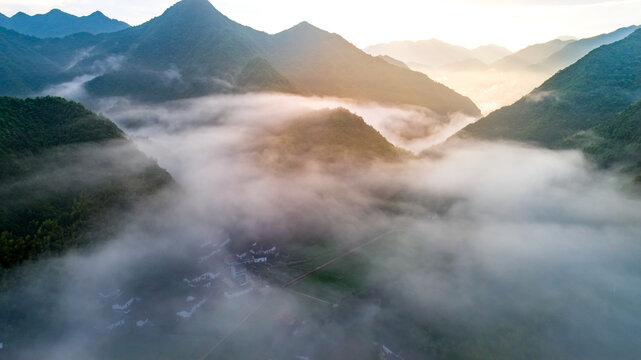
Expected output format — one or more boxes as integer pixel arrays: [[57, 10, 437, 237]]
[[570, 100, 641, 180], [461, 29, 641, 179], [0, 97, 172, 270], [0, 0, 480, 116], [262, 108, 412, 167]]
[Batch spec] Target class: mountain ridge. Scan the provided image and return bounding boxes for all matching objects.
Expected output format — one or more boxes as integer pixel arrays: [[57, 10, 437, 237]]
[[0, 0, 480, 116], [364, 39, 510, 68], [0, 8, 129, 38], [532, 24, 640, 73], [459, 28, 641, 177]]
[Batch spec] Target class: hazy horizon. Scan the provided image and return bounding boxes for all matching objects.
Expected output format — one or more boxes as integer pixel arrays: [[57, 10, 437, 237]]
[[1, 0, 640, 51]]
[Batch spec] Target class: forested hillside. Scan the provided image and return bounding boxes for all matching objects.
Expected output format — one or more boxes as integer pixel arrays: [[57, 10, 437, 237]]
[[462, 29, 641, 146], [262, 108, 412, 167], [0, 9, 129, 38], [0, 97, 172, 269], [0, 0, 480, 116]]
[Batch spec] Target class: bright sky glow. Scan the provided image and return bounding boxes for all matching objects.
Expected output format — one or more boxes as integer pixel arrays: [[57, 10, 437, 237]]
[[1, 0, 640, 50]]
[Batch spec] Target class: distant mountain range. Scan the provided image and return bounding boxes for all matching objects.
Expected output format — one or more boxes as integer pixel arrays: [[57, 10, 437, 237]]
[[460, 28, 641, 179], [0, 0, 480, 117], [364, 39, 512, 68], [367, 25, 639, 76], [0, 9, 129, 38], [531, 25, 640, 73], [495, 25, 640, 73], [366, 25, 641, 114], [492, 39, 572, 71]]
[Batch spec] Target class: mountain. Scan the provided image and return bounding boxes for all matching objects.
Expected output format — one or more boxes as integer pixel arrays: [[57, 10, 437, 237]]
[[235, 57, 296, 92], [492, 39, 573, 71], [0, 9, 129, 38], [82, 0, 268, 101], [364, 39, 511, 68], [470, 44, 512, 64], [0, 27, 65, 95], [567, 100, 641, 180], [262, 108, 412, 166], [460, 29, 641, 167], [261, 22, 480, 115], [492, 25, 640, 74], [377, 55, 410, 69], [364, 39, 476, 68], [0, 0, 480, 116], [533, 25, 640, 73], [0, 97, 172, 269]]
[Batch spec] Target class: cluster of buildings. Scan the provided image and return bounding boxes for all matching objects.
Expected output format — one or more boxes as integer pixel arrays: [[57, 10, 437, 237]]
[[227, 243, 279, 287]]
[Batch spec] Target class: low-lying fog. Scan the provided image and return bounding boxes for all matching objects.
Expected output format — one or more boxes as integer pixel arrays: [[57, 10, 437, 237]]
[[410, 66, 550, 114], [91, 93, 478, 154], [2, 93, 641, 359]]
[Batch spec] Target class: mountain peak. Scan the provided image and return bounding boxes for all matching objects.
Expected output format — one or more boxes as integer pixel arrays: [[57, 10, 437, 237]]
[[169, 0, 216, 12], [88, 11, 107, 18], [44, 9, 75, 19], [285, 21, 328, 36], [2, 7, 129, 37], [159, 0, 228, 24], [12, 11, 29, 19]]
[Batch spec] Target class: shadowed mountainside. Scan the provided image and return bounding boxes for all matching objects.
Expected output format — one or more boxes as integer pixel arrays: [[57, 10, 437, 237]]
[[0, 97, 172, 269], [0, 0, 480, 116], [460, 29, 641, 178], [0, 9, 129, 38]]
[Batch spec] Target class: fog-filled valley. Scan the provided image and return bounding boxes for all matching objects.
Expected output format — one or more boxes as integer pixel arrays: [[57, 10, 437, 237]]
[[367, 25, 640, 114], [2, 92, 641, 359], [2, 0, 641, 359]]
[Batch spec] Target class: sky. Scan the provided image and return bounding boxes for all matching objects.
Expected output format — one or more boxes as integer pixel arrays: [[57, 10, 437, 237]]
[[0, 0, 640, 50]]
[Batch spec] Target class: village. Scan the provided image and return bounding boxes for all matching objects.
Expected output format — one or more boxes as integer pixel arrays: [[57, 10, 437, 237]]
[[94, 234, 286, 334]]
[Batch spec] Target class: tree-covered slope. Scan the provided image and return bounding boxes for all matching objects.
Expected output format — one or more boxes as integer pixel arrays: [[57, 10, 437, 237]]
[[461, 29, 641, 147], [84, 0, 271, 99], [0, 97, 122, 159], [235, 57, 296, 92], [0, 0, 479, 115], [262, 108, 412, 166], [263, 22, 480, 116], [0, 9, 129, 38], [534, 25, 640, 74], [0, 28, 65, 96], [0, 97, 172, 269], [566, 100, 641, 179], [86, 0, 478, 114], [81, 0, 265, 100], [0, 26, 102, 96]]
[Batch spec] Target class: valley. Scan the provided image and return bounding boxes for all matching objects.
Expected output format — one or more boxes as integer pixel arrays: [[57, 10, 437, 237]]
[[2, 1, 641, 359]]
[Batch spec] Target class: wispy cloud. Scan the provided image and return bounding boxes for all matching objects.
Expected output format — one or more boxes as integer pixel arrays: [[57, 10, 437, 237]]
[[2, 92, 641, 358]]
